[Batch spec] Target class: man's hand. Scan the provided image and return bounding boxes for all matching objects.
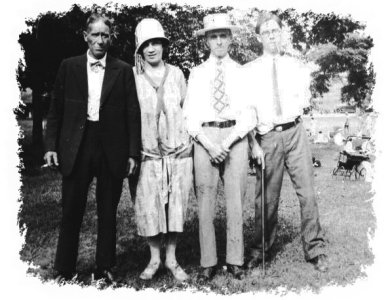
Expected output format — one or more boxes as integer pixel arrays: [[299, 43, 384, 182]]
[[196, 133, 228, 164], [221, 132, 240, 153], [207, 143, 229, 164], [43, 151, 59, 167], [127, 157, 138, 176], [250, 143, 265, 169]]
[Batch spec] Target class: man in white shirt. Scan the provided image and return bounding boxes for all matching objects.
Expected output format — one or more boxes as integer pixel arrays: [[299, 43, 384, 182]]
[[184, 13, 255, 280], [44, 13, 141, 283], [245, 12, 328, 272]]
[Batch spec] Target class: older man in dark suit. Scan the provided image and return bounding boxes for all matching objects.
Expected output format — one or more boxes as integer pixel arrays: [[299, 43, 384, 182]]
[[44, 13, 141, 283]]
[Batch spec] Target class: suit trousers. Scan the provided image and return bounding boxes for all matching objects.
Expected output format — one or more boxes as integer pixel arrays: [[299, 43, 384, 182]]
[[194, 126, 248, 267], [251, 122, 325, 261], [54, 121, 124, 274]]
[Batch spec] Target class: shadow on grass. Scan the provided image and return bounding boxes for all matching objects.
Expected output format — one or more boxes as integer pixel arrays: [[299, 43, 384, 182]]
[[18, 170, 307, 293]]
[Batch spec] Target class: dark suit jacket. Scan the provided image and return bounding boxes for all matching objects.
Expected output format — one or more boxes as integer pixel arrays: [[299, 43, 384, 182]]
[[44, 54, 141, 178]]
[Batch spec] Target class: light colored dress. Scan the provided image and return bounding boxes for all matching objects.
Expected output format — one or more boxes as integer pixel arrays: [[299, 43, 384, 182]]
[[133, 63, 193, 237]]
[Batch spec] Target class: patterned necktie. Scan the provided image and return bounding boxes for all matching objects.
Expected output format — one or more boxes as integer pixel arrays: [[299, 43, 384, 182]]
[[272, 57, 282, 116], [90, 61, 104, 73], [213, 60, 227, 113]]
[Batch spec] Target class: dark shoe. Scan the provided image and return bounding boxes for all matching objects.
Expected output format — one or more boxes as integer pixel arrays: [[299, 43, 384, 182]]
[[246, 257, 261, 270], [93, 268, 115, 284], [197, 266, 217, 281], [226, 264, 245, 280], [54, 272, 74, 284], [309, 254, 329, 272]]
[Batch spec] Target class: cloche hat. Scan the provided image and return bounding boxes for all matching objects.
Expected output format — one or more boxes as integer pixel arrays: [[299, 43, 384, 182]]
[[135, 18, 169, 54], [134, 18, 169, 74]]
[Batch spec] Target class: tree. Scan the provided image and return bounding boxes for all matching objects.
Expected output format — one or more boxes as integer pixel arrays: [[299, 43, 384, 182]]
[[18, 4, 88, 147], [225, 8, 375, 109], [17, 3, 229, 150], [282, 11, 374, 108], [17, 4, 375, 151]]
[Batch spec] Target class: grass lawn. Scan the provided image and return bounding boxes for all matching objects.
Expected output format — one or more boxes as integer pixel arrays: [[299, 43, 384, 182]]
[[17, 120, 375, 294]]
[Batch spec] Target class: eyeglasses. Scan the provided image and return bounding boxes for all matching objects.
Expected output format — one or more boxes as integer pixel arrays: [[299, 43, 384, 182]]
[[260, 28, 280, 37]]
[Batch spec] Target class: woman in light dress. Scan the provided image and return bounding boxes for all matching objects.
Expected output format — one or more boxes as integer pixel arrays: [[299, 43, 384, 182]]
[[132, 18, 193, 282]]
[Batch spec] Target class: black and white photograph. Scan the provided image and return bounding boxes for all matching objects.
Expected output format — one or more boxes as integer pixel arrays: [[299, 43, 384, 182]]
[[2, 0, 391, 299]]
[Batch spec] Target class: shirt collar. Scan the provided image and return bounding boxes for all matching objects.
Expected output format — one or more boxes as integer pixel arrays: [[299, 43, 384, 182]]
[[263, 52, 289, 65], [208, 54, 231, 66], [87, 50, 107, 67]]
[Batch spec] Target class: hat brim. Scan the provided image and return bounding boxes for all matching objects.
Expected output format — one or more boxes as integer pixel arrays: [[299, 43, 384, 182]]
[[195, 25, 240, 36], [136, 37, 170, 55]]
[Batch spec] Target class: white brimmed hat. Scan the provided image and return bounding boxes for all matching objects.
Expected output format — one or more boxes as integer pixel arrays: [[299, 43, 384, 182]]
[[135, 18, 169, 54], [196, 13, 240, 36]]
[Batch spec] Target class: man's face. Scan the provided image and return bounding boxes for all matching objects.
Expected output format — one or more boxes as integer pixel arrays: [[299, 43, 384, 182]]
[[141, 39, 164, 66], [205, 29, 232, 59], [84, 19, 111, 59], [259, 20, 282, 55]]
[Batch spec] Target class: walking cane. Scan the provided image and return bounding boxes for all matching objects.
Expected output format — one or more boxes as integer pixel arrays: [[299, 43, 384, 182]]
[[261, 161, 266, 277]]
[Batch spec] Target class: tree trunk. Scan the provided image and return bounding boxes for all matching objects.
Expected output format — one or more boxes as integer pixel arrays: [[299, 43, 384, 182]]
[[32, 89, 43, 148]]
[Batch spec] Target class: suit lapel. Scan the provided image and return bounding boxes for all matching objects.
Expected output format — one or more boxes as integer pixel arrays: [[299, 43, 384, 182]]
[[74, 54, 88, 101], [100, 55, 121, 107]]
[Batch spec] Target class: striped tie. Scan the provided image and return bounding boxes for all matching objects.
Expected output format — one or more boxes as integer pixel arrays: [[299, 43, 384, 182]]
[[272, 57, 282, 116], [213, 60, 227, 113]]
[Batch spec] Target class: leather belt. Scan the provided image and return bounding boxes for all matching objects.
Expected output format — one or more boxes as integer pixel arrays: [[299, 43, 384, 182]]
[[273, 116, 301, 132], [202, 120, 236, 128]]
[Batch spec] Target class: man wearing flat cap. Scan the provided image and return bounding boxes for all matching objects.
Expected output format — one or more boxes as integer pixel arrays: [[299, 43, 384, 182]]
[[244, 12, 328, 272], [183, 13, 255, 280]]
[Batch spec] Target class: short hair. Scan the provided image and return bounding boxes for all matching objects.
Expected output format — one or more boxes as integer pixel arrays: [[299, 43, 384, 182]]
[[85, 13, 112, 32], [255, 12, 282, 34], [139, 38, 170, 60]]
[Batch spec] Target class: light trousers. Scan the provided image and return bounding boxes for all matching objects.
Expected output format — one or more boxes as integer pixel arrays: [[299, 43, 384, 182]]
[[194, 126, 249, 267]]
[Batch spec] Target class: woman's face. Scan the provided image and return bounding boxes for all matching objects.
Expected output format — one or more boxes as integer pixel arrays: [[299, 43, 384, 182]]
[[142, 39, 163, 66]]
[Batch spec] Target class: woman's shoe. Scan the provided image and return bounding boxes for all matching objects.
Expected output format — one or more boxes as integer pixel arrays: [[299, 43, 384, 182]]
[[165, 261, 189, 282], [139, 261, 162, 280]]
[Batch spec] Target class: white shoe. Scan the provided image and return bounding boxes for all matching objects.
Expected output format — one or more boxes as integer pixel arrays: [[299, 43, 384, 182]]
[[165, 261, 189, 282], [139, 261, 162, 280]]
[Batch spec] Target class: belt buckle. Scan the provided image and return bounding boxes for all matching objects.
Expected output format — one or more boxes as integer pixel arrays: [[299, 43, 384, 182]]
[[275, 126, 283, 132]]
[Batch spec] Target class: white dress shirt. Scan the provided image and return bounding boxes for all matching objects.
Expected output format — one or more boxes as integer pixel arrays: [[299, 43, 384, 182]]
[[184, 55, 255, 139], [243, 54, 311, 134], [86, 51, 106, 121]]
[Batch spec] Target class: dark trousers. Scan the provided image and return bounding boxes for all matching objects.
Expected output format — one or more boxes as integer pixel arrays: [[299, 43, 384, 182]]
[[54, 121, 123, 274], [251, 123, 325, 261]]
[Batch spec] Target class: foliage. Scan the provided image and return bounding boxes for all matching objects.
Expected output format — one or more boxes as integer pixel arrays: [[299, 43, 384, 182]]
[[17, 4, 375, 94], [272, 10, 374, 107], [16, 3, 375, 143], [307, 31, 374, 107], [18, 4, 87, 91]]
